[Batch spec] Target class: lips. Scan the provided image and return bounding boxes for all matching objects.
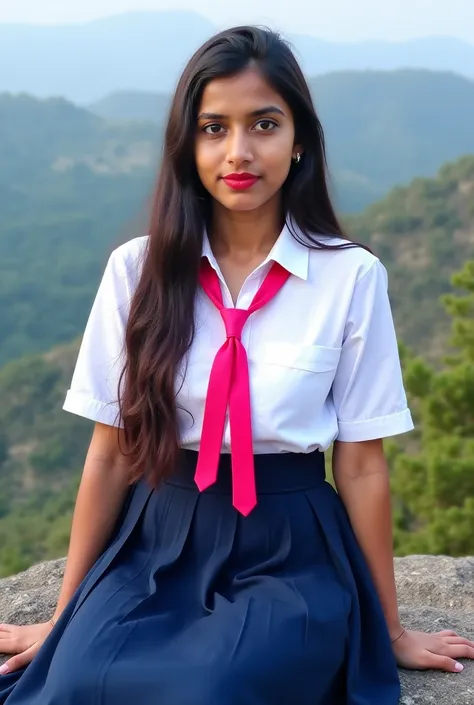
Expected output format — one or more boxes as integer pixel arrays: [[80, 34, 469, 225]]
[[222, 173, 260, 191]]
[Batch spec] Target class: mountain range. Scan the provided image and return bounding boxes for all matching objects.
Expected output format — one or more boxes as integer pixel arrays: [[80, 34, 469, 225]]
[[1, 11, 474, 102]]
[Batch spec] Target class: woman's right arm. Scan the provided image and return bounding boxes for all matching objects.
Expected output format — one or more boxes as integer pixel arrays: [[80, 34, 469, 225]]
[[0, 421, 130, 675], [52, 421, 131, 622]]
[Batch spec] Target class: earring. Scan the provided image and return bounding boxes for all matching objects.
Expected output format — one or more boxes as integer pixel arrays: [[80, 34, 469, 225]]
[[293, 153, 301, 164]]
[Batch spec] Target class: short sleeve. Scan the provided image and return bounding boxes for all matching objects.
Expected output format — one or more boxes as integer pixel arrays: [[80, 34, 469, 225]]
[[332, 258, 414, 442], [62, 248, 132, 427]]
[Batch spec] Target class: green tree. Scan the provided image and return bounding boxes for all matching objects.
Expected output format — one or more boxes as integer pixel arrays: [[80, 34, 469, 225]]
[[391, 261, 474, 555]]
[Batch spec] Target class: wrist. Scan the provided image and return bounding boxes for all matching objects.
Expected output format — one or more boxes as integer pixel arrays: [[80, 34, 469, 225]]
[[387, 619, 403, 640], [390, 626, 406, 645]]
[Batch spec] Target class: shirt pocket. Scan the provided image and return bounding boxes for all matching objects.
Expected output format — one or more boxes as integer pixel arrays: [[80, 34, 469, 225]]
[[259, 342, 341, 373], [252, 343, 342, 422]]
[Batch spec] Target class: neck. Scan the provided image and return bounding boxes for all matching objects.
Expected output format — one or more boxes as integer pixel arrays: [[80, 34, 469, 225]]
[[209, 199, 283, 260]]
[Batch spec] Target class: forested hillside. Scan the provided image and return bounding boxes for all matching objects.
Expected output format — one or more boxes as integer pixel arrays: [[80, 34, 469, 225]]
[[0, 341, 88, 576], [0, 93, 158, 367], [348, 155, 474, 357]]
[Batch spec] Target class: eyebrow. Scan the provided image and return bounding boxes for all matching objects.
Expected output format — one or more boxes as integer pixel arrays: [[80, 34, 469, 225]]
[[197, 105, 286, 121]]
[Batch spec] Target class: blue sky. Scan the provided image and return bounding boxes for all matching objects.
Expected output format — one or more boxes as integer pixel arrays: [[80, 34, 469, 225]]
[[1, 0, 473, 43]]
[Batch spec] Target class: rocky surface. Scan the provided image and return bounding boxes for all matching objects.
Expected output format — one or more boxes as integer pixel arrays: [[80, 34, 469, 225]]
[[1, 555, 474, 702]]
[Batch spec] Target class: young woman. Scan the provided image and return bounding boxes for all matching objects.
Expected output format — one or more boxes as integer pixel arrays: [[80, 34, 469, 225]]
[[1, 25, 473, 705]]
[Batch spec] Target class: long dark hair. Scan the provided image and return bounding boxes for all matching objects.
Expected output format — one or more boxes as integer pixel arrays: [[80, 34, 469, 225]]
[[118, 25, 365, 487]]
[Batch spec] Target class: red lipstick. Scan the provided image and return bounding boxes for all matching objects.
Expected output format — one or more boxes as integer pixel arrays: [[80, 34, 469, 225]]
[[222, 173, 259, 190]]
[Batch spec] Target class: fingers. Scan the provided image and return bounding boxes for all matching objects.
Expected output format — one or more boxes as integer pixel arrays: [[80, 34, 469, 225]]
[[437, 642, 474, 660], [0, 627, 24, 655], [0, 628, 20, 655], [443, 636, 474, 649], [435, 630, 459, 637], [0, 635, 19, 655], [0, 623, 51, 655], [0, 642, 40, 675], [420, 652, 465, 673]]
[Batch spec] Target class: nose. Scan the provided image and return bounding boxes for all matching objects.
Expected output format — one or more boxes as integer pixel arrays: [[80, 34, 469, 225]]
[[225, 128, 254, 168]]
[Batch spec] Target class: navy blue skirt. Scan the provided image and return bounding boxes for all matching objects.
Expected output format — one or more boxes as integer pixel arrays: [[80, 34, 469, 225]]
[[0, 450, 400, 704]]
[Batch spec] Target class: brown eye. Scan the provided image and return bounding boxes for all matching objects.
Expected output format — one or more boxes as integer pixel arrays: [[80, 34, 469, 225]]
[[203, 124, 224, 135], [254, 120, 277, 132]]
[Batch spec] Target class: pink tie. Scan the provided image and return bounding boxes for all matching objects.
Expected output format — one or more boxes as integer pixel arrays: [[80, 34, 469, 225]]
[[195, 258, 291, 516]]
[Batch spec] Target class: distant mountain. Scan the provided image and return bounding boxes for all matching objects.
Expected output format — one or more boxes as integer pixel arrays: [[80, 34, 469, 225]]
[[89, 90, 170, 125], [0, 11, 473, 102], [0, 12, 214, 103], [310, 70, 474, 200], [294, 35, 474, 78]]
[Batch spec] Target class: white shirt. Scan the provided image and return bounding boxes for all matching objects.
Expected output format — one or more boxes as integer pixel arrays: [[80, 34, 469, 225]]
[[63, 224, 414, 452]]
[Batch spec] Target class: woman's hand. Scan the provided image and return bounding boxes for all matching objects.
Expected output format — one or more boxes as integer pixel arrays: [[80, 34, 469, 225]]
[[0, 621, 54, 675], [393, 628, 474, 672]]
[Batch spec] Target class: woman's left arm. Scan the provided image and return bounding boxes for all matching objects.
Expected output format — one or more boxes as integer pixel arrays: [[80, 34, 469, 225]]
[[333, 438, 474, 673], [332, 438, 401, 637]]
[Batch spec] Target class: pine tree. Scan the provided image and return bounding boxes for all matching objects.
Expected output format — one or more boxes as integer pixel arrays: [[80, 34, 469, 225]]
[[391, 261, 474, 556]]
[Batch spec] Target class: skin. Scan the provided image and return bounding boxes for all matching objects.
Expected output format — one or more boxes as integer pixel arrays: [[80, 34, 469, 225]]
[[195, 65, 301, 218], [195, 66, 303, 303], [1, 66, 473, 678]]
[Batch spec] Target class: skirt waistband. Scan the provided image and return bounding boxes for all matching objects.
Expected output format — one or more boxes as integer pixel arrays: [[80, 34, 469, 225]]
[[165, 449, 327, 494]]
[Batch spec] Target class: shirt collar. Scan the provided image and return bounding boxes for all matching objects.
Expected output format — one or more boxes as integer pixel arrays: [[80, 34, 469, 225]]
[[201, 221, 309, 281]]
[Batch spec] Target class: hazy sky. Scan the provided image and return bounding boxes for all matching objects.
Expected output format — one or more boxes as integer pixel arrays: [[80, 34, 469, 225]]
[[1, 0, 473, 43]]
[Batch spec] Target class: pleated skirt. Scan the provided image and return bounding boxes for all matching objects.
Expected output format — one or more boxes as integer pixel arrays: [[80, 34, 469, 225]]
[[0, 450, 401, 704]]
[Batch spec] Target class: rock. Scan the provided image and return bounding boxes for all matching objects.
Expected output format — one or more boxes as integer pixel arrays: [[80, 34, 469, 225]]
[[394, 554, 474, 611], [1, 555, 473, 702]]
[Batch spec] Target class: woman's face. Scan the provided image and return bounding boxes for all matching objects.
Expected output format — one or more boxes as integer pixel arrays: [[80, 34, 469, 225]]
[[195, 67, 301, 213]]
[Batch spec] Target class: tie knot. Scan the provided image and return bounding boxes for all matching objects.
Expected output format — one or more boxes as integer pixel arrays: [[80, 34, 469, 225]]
[[220, 308, 250, 339]]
